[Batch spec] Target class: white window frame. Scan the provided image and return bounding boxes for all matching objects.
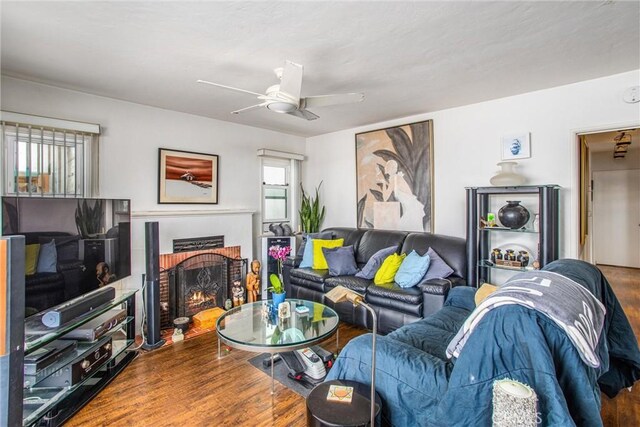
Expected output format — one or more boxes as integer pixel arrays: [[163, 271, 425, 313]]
[[257, 149, 303, 234], [0, 112, 100, 198], [261, 157, 291, 231]]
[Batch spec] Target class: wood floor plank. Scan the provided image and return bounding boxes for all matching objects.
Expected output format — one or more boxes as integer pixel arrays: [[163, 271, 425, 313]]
[[68, 267, 640, 426]]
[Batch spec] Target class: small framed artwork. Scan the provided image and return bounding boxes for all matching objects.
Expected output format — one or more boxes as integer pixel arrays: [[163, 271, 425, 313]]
[[158, 148, 219, 204], [501, 133, 531, 160]]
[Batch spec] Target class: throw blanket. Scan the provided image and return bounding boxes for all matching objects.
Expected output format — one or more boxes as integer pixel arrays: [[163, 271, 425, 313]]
[[446, 270, 606, 367]]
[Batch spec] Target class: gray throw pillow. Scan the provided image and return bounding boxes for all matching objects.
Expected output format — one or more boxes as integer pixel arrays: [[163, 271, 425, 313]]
[[36, 239, 57, 273], [322, 245, 359, 277], [422, 247, 454, 280], [355, 246, 397, 279]]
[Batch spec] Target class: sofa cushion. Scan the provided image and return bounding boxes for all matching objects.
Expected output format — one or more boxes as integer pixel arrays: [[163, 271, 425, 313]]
[[290, 268, 330, 293], [396, 250, 431, 288], [423, 248, 454, 280], [387, 304, 471, 359], [37, 239, 58, 274], [323, 245, 359, 277], [355, 245, 397, 280], [401, 232, 466, 279], [39, 235, 80, 261], [374, 253, 406, 285], [355, 230, 407, 266], [298, 231, 333, 267], [324, 276, 372, 294], [25, 244, 41, 275], [312, 238, 344, 270], [366, 282, 424, 317]]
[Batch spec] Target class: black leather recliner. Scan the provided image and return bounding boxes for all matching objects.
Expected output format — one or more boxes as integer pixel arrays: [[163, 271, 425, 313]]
[[283, 227, 467, 334]]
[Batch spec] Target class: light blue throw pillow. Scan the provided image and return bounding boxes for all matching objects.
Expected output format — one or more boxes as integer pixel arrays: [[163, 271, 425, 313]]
[[298, 231, 334, 268], [395, 250, 431, 288], [355, 246, 398, 279], [36, 239, 57, 273]]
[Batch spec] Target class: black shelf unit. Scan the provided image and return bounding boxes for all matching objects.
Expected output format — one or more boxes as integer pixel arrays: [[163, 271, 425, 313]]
[[465, 185, 560, 287], [18, 290, 137, 427]]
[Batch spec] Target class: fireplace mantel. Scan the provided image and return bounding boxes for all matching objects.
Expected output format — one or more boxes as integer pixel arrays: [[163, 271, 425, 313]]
[[132, 209, 254, 218]]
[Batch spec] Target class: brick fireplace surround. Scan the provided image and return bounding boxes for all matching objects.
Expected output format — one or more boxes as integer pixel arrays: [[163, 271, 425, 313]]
[[158, 246, 241, 329]]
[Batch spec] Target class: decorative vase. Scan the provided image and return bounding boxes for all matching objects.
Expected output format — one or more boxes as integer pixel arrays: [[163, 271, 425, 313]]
[[498, 201, 531, 229], [490, 161, 526, 186]]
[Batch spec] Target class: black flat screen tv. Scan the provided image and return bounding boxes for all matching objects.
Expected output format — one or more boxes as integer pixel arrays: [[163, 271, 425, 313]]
[[1, 196, 131, 317]]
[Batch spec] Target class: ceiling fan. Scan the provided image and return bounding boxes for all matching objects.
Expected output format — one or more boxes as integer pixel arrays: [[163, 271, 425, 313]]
[[197, 60, 364, 121]]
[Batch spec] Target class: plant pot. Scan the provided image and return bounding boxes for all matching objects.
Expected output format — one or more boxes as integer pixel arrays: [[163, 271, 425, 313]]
[[272, 291, 286, 308], [498, 201, 531, 229]]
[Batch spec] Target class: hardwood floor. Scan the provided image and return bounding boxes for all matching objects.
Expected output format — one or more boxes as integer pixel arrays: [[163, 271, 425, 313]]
[[599, 265, 640, 427], [66, 323, 367, 427], [68, 266, 640, 426]]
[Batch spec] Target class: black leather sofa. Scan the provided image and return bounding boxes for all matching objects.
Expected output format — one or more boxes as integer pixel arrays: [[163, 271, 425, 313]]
[[17, 232, 86, 313], [283, 227, 467, 334]]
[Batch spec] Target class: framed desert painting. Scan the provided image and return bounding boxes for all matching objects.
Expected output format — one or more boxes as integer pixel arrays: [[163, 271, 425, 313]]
[[158, 148, 219, 204], [356, 120, 433, 232]]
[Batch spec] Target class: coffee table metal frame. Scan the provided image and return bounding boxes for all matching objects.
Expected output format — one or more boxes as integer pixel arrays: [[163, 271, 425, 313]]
[[216, 300, 340, 394]]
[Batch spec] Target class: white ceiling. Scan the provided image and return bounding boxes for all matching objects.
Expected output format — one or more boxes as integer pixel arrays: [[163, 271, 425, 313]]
[[1, 1, 639, 137]]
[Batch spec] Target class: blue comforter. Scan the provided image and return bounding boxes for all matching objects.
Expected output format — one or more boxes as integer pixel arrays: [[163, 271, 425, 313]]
[[325, 260, 640, 426]]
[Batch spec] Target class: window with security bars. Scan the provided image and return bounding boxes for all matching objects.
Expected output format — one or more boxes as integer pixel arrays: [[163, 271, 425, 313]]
[[1, 119, 98, 197]]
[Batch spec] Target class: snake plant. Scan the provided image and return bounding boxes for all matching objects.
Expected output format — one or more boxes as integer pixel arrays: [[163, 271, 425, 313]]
[[299, 182, 326, 233]]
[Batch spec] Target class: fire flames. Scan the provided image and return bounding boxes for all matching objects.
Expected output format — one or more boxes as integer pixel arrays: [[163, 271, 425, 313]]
[[190, 291, 211, 305]]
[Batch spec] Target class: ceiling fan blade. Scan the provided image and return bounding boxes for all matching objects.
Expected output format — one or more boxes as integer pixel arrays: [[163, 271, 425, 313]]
[[197, 80, 264, 97], [287, 108, 319, 121], [231, 103, 268, 115], [279, 60, 303, 101], [303, 93, 364, 108]]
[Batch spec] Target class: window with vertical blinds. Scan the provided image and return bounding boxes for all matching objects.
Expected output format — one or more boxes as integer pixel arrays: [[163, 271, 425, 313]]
[[1, 113, 100, 197]]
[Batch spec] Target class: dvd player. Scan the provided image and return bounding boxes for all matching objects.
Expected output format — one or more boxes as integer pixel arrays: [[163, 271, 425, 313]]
[[61, 308, 127, 341]]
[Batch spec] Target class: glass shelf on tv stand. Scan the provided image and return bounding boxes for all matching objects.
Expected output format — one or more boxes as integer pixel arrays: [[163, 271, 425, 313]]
[[22, 336, 134, 427], [23, 316, 134, 388], [24, 289, 137, 354]]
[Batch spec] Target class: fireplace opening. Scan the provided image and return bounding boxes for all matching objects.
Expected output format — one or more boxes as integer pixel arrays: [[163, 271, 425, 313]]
[[164, 252, 246, 325]]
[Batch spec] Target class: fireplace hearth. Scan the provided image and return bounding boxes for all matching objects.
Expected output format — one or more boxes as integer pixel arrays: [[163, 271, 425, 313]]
[[163, 250, 245, 327]]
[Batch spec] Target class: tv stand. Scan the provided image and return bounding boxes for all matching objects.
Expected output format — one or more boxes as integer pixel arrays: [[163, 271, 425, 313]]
[[20, 290, 137, 426]]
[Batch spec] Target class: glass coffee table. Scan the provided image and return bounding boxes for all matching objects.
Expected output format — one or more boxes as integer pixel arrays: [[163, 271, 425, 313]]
[[216, 299, 339, 394]]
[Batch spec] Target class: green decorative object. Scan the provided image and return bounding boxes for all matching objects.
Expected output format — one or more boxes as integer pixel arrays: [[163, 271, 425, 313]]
[[299, 181, 326, 233], [268, 273, 284, 294]]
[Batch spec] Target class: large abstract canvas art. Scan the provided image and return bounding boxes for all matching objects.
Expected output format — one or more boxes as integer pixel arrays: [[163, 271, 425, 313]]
[[158, 148, 219, 204], [356, 120, 433, 232]]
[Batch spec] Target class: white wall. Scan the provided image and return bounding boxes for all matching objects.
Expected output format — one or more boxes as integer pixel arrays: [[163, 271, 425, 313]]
[[1, 76, 305, 288], [304, 70, 640, 259], [591, 147, 640, 171]]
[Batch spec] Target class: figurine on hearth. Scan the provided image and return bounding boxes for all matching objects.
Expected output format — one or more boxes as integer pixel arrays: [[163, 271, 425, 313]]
[[246, 259, 261, 303], [232, 276, 245, 307]]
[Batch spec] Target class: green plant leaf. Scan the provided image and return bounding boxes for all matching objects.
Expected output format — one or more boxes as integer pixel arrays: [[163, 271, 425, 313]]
[[268, 273, 283, 294]]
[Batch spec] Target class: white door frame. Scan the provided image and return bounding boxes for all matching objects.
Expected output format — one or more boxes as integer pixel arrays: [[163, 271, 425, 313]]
[[569, 120, 640, 261]]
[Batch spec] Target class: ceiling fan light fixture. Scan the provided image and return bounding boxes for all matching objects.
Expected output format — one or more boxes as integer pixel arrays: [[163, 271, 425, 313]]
[[266, 101, 297, 113]]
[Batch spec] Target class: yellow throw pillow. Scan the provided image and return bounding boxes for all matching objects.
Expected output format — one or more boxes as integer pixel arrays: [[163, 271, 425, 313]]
[[25, 244, 41, 276], [374, 253, 407, 285], [475, 283, 498, 306], [312, 238, 344, 270]]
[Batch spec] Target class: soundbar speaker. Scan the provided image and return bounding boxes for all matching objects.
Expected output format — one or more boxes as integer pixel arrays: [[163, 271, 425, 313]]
[[142, 221, 165, 350], [41, 286, 116, 328]]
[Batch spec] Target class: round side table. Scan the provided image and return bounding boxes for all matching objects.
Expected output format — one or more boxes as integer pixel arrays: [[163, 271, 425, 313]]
[[306, 380, 382, 427]]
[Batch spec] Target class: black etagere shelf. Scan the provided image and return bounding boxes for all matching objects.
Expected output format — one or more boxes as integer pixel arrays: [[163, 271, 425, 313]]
[[465, 185, 560, 287]]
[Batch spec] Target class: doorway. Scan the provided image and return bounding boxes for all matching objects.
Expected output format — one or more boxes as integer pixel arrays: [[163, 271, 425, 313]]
[[578, 128, 640, 268]]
